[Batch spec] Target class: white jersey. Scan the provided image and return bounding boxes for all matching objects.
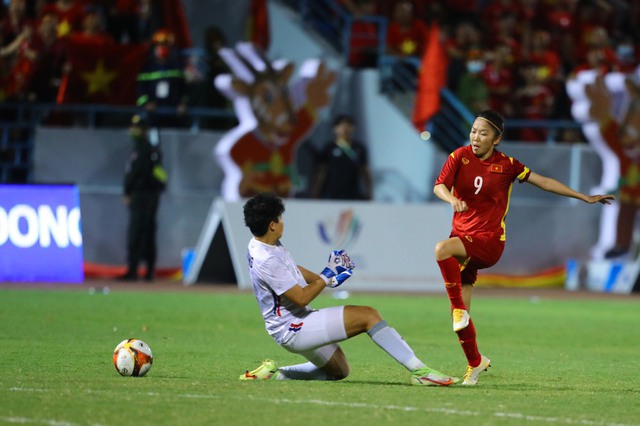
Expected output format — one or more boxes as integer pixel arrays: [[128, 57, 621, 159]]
[[247, 238, 315, 345]]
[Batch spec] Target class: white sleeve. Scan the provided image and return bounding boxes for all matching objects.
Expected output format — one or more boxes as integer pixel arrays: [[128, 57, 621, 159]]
[[259, 256, 298, 296]]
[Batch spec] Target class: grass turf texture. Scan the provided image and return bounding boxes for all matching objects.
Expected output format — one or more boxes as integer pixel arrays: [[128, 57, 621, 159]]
[[1, 287, 638, 426]]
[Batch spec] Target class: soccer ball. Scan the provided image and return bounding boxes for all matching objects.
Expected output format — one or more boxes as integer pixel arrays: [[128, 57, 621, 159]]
[[113, 338, 153, 377]]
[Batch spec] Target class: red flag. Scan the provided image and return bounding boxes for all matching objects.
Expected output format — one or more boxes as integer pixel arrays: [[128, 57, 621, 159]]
[[57, 41, 148, 105], [160, 0, 193, 48], [247, 0, 270, 50], [412, 23, 448, 131]]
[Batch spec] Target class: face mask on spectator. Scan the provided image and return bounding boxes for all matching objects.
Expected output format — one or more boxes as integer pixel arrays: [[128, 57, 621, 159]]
[[617, 44, 633, 62], [155, 45, 170, 59], [466, 60, 485, 74]]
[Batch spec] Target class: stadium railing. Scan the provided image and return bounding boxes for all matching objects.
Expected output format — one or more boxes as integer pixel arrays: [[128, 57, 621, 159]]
[[0, 102, 236, 184]]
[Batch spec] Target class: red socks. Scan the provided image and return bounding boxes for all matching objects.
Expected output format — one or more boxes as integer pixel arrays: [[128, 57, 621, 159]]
[[437, 257, 466, 310], [437, 257, 481, 367], [457, 319, 482, 367]]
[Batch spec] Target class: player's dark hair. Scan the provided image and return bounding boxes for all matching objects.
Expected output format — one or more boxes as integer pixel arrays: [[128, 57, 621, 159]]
[[243, 192, 285, 237], [476, 110, 504, 137], [333, 114, 355, 127]]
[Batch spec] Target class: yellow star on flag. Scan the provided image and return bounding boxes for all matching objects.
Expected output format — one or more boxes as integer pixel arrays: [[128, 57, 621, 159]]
[[57, 20, 72, 38], [401, 39, 418, 55], [81, 60, 118, 95]]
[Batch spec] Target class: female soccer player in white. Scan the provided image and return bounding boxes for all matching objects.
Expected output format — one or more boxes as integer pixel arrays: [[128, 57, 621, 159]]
[[240, 192, 456, 385]]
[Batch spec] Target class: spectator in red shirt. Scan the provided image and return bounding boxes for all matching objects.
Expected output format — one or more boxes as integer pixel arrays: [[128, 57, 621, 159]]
[[340, 0, 380, 68], [107, 0, 148, 44], [384, 0, 428, 91], [386, 0, 428, 58], [444, 21, 482, 93], [481, 0, 524, 36], [0, 25, 36, 100], [513, 62, 554, 142], [39, 0, 86, 38], [572, 27, 618, 75], [2, 0, 35, 45], [481, 44, 515, 117], [69, 5, 115, 45], [525, 30, 562, 89], [27, 13, 67, 102]]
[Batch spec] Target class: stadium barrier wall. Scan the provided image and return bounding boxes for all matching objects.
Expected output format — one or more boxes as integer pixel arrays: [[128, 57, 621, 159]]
[[0, 184, 84, 282], [186, 197, 608, 291], [186, 198, 453, 291], [33, 127, 607, 286]]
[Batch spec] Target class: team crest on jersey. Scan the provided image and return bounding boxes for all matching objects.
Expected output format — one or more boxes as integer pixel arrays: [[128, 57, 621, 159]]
[[289, 322, 304, 332], [490, 164, 503, 173], [462, 158, 470, 165], [465, 235, 473, 242]]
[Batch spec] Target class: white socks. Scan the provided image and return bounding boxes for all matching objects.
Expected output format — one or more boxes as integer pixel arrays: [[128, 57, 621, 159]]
[[367, 320, 425, 371], [276, 361, 330, 380]]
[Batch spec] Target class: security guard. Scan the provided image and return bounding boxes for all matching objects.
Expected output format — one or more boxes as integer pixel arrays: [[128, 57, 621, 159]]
[[119, 114, 167, 281]]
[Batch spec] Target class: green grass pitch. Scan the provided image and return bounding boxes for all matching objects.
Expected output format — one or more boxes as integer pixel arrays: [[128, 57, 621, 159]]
[[1, 286, 638, 426]]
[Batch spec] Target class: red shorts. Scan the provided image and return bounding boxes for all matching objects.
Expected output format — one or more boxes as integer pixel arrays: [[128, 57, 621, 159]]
[[451, 231, 505, 285]]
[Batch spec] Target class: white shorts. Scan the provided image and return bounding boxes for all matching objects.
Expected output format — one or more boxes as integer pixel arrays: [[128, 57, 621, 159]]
[[280, 306, 347, 367]]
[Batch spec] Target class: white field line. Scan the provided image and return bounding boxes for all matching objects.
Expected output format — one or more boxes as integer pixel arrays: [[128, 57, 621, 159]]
[[5, 387, 638, 426]]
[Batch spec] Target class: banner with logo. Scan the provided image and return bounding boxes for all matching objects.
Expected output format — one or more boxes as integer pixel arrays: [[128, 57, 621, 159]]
[[186, 198, 451, 292], [0, 185, 84, 282]]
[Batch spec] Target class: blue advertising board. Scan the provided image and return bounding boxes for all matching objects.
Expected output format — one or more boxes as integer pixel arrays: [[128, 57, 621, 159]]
[[0, 184, 84, 282]]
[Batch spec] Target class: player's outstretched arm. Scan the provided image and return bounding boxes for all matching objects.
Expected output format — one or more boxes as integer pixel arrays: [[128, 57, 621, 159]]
[[526, 172, 615, 205], [286, 251, 355, 307]]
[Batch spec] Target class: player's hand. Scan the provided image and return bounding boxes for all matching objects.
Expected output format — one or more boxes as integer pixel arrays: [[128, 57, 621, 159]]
[[584, 194, 615, 205], [320, 250, 355, 284], [321, 250, 355, 277], [450, 198, 468, 212], [326, 269, 353, 288]]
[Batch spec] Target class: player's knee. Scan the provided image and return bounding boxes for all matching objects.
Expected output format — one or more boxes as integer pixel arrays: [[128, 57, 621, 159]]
[[330, 363, 350, 380], [325, 355, 350, 380], [434, 241, 451, 260], [364, 306, 383, 325]]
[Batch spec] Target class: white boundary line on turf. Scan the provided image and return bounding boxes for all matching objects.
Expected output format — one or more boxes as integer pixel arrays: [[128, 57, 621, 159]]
[[6, 387, 638, 426], [0, 416, 105, 426]]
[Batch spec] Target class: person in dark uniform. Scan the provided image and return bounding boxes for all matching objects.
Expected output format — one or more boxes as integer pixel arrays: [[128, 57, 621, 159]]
[[136, 29, 188, 128], [312, 115, 373, 200], [118, 114, 167, 281]]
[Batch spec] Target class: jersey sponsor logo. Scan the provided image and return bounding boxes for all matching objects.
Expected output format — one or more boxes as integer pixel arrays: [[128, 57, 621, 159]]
[[465, 235, 473, 242], [462, 158, 470, 165], [490, 164, 503, 173], [289, 322, 304, 332]]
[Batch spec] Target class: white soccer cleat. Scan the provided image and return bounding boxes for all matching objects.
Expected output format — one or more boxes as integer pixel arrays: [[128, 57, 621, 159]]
[[452, 308, 470, 332], [462, 355, 491, 385]]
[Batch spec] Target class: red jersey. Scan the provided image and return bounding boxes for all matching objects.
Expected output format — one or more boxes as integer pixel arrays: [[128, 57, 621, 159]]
[[435, 145, 531, 241]]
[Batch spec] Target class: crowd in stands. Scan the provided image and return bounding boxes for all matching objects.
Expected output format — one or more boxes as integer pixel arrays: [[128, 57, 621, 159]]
[[0, 0, 157, 103], [0, 0, 230, 130], [339, 0, 640, 142], [3, 0, 639, 142]]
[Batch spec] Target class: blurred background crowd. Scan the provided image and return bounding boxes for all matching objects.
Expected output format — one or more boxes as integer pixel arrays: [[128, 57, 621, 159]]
[[1, 0, 639, 180]]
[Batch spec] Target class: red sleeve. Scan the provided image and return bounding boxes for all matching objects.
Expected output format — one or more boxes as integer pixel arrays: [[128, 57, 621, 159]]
[[435, 149, 462, 188], [511, 156, 531, 183]]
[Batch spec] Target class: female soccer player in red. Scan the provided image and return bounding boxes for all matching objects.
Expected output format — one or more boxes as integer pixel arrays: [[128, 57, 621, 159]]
[[433, 110, 614, 385]]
